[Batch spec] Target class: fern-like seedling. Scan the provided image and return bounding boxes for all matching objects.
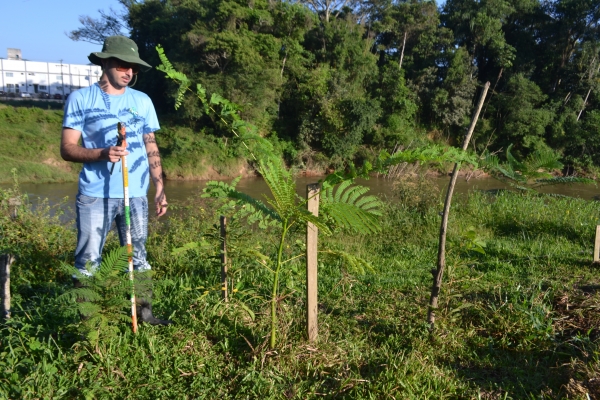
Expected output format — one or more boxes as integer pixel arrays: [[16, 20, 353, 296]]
[[484, 144, 596, 189], [320, 180, 383, 234], [59, 246, 132, 346]]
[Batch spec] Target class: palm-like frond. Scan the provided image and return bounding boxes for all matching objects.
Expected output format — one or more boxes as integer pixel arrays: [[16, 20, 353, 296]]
[[260, 160, 297, 220], [156, 45, 190, 110], [230, 191, 281, 221], [321, 181, 383, 234], [321, 249, 374, 275], [378, 145, 479, 170], [296, 208, 332, 235], [481, 151, 525, 183], [94, 246, 129, 281], [487, 145, 568, 185], [505, 145, 525, 173], [202, 179, 280, 221]]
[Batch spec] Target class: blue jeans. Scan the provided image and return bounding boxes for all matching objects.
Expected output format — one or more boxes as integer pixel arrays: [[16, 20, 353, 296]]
[[74, 194, 151, 275]]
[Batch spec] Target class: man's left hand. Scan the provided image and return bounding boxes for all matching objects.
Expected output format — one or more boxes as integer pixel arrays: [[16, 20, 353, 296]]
[[155, 191, 168, 217]]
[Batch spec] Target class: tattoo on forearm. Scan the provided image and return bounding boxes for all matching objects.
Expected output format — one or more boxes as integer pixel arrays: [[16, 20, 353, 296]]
[[149, 160, 162, 169], [147, 150, 160, 158], [152, 175, 164, 186], [144, 135, 157, 144]]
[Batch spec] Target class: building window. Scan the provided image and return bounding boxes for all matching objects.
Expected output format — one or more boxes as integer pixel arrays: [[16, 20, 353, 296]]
[[6, 84, 14, 88], [5, 73, 13, 77], [28, 73, 34, 76], [39, 85, 47, 90]]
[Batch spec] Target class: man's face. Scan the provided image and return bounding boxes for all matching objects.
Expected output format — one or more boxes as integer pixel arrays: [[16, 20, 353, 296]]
[[102, 58, 139, 89]]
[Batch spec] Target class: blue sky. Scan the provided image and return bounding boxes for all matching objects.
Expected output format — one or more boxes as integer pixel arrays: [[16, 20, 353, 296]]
[[0, 0, 125, 65]]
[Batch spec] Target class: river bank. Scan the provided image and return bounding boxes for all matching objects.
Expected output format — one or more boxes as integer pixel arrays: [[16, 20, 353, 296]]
[[3, 102, 599, 203], [0, 103, 571, 186]]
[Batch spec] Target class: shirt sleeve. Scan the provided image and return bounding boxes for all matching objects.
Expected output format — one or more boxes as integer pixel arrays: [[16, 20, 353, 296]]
[[62, 91, 85, 131], [142, 96, 160, 135]]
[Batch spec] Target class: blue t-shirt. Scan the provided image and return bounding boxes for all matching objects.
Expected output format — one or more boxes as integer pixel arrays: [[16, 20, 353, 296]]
[[63, 83, 160, 198]]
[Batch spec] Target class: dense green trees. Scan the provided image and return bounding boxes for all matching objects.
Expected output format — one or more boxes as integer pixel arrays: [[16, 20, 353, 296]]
[[70, 0, 600, 172]]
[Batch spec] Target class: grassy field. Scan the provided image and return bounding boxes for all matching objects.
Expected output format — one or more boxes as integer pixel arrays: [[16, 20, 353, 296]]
[[0, 103, 251, 184], [0, 178, 599, 399], [0, 103, 78, 183]]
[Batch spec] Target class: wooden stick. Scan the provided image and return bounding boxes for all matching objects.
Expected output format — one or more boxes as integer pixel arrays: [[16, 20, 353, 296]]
[[428, 82, 490, 329], [594, 225, 600, 263], [1, 197, 20, 319], [220, 215, 228, 302], [306, 183, 320, 342], [0, 254, 14, 319]]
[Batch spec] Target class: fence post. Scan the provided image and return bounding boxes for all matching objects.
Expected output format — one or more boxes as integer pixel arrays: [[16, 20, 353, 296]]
[[306, 183, 320, 342], [0, 255, 14, 319], [594, 226, 600, 263], [220, 215, 228, 302], [1, 197, 20, 319]]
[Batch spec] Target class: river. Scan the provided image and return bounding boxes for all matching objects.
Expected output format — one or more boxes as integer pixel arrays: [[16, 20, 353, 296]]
[[1, 176, 598, 222]]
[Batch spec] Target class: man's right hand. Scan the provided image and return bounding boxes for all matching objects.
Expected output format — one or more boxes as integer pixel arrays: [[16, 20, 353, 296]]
[[62, 127, 129, 164], [103, 146, 130, 163]]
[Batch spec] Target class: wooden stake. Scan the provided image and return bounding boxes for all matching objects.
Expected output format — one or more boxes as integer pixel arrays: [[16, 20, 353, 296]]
[[0, 254, 14, 319], [306, 183, 320, 342], [220, 215, 228, 302], [594, 225, 600, 263], [428, 82, 490, 329], [1, 197, 19, 319]]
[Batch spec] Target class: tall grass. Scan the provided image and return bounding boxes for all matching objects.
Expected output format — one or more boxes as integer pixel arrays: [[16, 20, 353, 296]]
[[0, 105, 78, 183], [0, 180, 599, 398]]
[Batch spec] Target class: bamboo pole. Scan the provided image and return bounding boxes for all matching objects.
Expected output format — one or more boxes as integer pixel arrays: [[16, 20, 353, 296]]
[[220, 215, 228, 302], [427, 82, 490, 329], [118, 122, 138, 333], [306, 183, 320, 342]]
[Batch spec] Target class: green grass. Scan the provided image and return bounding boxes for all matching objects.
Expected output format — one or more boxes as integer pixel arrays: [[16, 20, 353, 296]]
[[1, 183, 599, 398], [0, 104, 78, 183]]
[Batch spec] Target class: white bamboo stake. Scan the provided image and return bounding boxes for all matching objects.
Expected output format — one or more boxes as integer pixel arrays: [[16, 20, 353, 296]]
[[117, 122, 138, 333]]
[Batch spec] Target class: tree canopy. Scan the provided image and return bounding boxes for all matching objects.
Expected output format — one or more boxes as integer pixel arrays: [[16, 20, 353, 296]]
[[70, 0, 600, 171]]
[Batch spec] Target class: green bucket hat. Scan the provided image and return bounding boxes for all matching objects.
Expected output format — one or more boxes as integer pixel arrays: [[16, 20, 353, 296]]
[[88, 35, 152, 72]]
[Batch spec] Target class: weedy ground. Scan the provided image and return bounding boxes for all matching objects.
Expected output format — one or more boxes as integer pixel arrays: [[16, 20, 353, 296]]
[[0, 179, 599, 399]]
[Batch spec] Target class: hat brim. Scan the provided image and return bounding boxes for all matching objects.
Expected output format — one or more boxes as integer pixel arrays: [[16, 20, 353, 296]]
[[88, 52, 152, 72]]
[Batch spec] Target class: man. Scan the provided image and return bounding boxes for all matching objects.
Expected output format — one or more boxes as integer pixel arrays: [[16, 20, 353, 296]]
[[61, 35, 171, 325]]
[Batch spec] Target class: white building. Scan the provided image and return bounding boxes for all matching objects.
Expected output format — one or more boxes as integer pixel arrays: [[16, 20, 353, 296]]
[[1, 50, 102, 97]]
